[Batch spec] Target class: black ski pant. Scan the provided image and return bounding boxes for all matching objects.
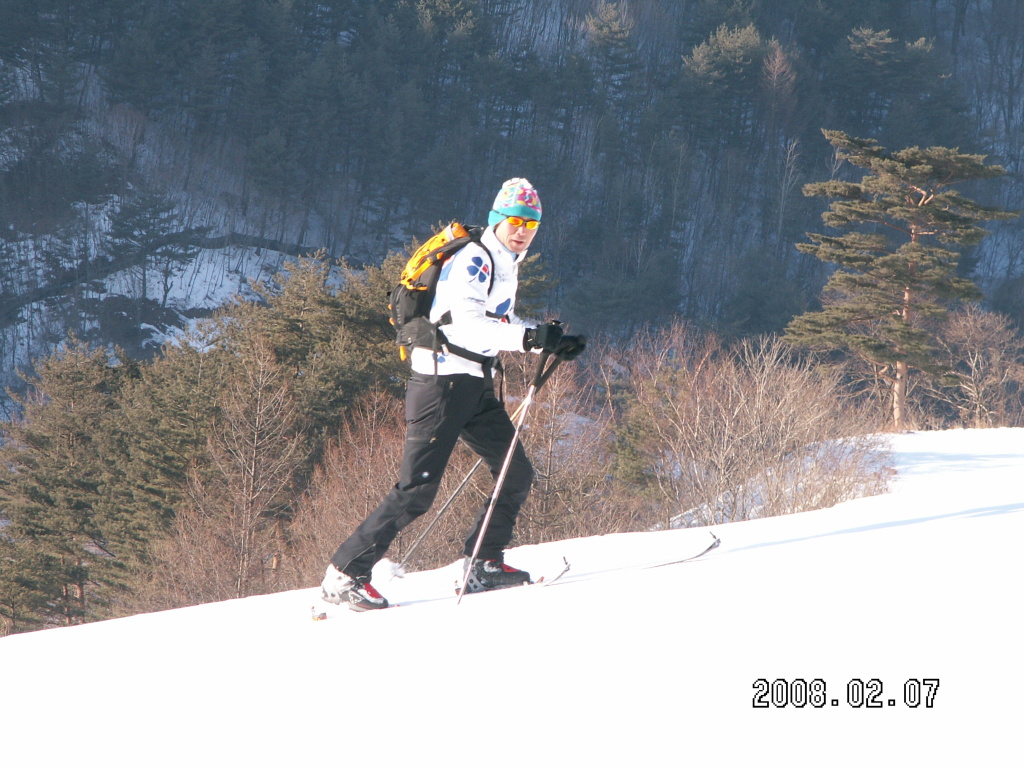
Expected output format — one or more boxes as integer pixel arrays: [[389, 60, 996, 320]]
[[330, 371, 534, 579]]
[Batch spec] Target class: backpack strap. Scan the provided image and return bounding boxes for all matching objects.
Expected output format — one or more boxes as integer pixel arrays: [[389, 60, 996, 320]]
[[432, 237, 497, 366], [435, 332, 497, 366]]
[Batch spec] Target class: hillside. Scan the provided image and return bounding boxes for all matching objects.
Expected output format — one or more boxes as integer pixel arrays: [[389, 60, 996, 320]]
[[1, 428, 1020, 767], [4, 0, 1024, 394]]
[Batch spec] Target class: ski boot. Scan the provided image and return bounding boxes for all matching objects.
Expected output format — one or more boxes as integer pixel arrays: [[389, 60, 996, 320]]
[[462, 555, 532, 593], [321, 564, 389, 611]]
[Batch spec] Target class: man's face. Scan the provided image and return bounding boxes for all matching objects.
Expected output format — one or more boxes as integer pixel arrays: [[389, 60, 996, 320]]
[[494, 216, 539, 254]]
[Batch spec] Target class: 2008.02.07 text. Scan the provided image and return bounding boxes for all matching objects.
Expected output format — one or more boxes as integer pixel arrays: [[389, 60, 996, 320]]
[[752, 678, 940, 709]]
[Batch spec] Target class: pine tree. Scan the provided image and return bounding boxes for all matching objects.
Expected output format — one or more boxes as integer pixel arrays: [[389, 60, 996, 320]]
[[0, 536, 62, 635], [229, 252, 404, 443], [105, 189, 208, 307], [0, 339, 163, 628], [103, 189, 208, 354], [785, 130, 1017, 429], [586, 1, 643, 127], [681, 23, 768, 149], [115, 322, 233, 532]]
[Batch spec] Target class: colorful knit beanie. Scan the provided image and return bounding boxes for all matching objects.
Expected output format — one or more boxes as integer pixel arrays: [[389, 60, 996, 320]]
[[488, 177, 542, 227]]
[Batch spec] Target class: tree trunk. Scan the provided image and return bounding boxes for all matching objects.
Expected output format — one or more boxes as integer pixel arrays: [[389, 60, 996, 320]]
[[893, 359, 909, 430]]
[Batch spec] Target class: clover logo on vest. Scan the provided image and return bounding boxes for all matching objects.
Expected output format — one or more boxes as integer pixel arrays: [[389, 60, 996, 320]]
[[467, 255, 490, 283]]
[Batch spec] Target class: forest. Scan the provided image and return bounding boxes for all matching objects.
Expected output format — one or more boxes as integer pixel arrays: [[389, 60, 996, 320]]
[[3, 0, 1024, 632], [3, 1, 1024, 356]]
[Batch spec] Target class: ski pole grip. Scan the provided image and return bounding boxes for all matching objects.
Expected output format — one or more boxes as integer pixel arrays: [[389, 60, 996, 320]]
[[533, 350, 561, 390]]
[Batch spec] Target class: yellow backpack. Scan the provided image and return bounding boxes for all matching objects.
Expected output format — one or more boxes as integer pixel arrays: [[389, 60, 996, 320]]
[[388, 222, 493, 362]]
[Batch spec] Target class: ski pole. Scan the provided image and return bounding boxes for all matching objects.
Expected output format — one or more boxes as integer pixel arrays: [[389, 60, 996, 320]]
[[457, 351, 562, 603], [391, 371, 545, 576], [392, 457, 483, 578], [393, 409, 518, 578]]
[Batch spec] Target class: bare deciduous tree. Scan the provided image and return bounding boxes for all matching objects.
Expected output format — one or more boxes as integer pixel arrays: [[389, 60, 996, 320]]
[[920, 305, 1024, 427], [286, 387, 405, 582], [605, 322, 889, 525], [287, 385, 496, 581], [140, 337, 307, 606], [500, 354, 618, 543]]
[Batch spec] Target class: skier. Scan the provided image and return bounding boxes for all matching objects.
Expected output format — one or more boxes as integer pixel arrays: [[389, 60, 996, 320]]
[[321, 178, 584, 610]]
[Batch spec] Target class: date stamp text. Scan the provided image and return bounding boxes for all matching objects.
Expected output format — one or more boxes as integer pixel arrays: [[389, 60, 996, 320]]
[[752, 678, 940, 709]]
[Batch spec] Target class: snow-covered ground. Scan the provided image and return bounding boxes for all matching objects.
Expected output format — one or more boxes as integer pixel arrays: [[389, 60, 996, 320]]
[[2, 429, 1021, 767]]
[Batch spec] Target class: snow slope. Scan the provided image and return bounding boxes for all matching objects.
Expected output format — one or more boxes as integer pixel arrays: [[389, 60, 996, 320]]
[[1, 429, 1021, 767]]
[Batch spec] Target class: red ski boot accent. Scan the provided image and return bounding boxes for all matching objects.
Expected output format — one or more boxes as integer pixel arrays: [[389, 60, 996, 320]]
[[462, 556, 532, 593], [322, 565, 389, 611]]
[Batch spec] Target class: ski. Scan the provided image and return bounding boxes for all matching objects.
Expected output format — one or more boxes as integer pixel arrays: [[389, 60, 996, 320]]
[[313, 531, 719, 617], [535, 530, 721, 589], [642, 530, 721, 569], [312, 558, 572, 616], [542, 556, 572, 584], [453, 556, 572, 597]]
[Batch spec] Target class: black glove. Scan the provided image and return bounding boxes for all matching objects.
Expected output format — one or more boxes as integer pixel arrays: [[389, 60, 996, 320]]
[[554, 334, 586, 361], [524, 321, 564, 353]]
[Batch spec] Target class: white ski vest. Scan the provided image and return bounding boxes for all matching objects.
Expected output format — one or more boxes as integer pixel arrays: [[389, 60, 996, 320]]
[[409, 226, 532, 377]]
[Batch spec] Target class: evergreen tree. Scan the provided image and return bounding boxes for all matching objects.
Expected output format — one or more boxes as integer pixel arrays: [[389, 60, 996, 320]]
[[116, 322, 232, 528], [681, 23, 768, 149], [0, 536, 63, 635], [105, 17, 167, 112], [106, 189, 206, 304], [829, 27, 973, 150], [0, 339, 162, 628], [585, 1, 644, 128], [103, 189, 207, 354], [223, 252, 403, 454], [785, 130, 1017, 429]]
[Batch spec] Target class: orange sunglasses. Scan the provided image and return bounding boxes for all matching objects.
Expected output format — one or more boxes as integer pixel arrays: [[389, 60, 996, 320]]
[[499, 214, 540, 230]]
